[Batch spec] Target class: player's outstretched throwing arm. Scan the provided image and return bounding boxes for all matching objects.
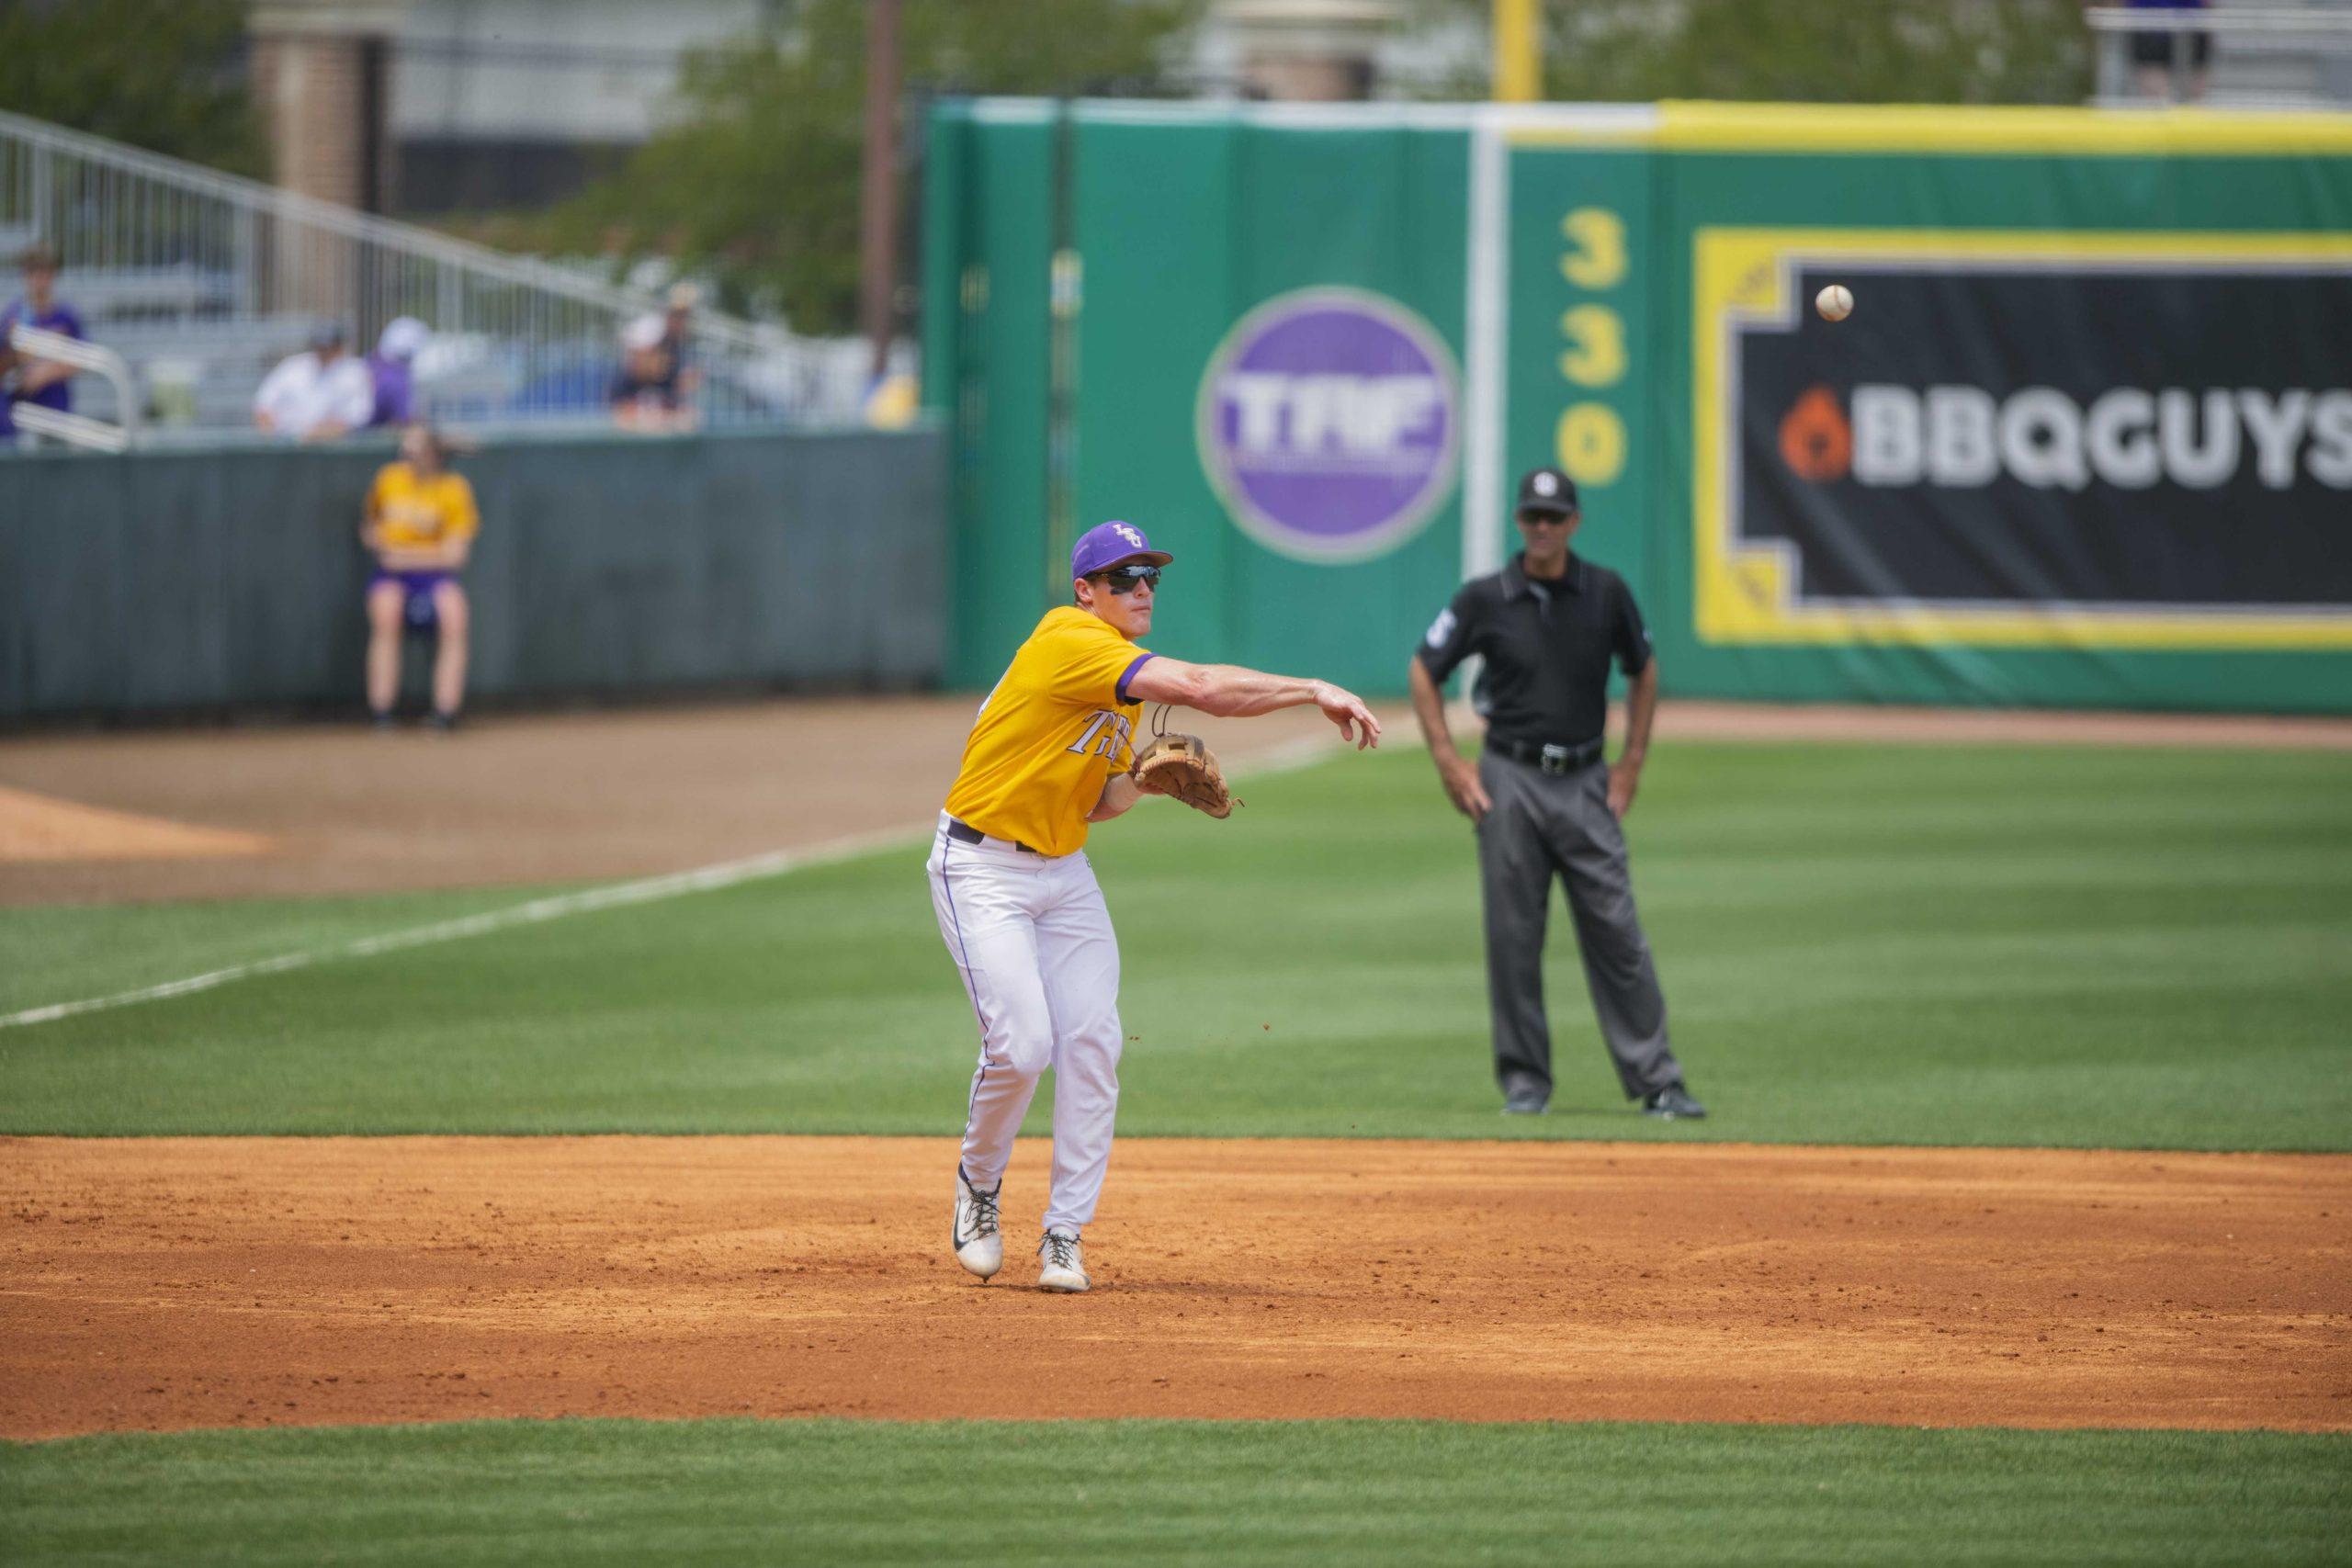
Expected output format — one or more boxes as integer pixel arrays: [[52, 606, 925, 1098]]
[[1095, 659, 1381, 824], [1129, 659, 1381, 744]]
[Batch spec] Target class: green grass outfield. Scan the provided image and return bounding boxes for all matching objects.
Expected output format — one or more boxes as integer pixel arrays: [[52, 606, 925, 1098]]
[[5, 1417, 2347, 1568], [4, 740, 2348, 1148]]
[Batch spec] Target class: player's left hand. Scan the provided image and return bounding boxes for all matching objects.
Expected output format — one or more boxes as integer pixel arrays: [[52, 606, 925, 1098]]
[[1606, 760, 1641, 818], [1313, 682, 1381, 750]]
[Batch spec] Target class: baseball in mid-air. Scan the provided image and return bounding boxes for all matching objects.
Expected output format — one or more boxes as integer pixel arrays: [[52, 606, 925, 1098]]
[[1815, 284, 1855, 322]]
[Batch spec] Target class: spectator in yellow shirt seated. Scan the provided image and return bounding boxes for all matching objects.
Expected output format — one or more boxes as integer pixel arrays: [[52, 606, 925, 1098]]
[[362, 423, 479, 730]]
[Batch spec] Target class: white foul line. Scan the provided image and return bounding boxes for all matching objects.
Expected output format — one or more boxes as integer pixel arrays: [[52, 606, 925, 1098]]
[[0, 734, 1351, 1033], [0, 826, 926, 1033]]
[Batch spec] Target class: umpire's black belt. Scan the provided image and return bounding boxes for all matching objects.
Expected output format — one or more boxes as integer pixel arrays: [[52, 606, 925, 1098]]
[[1486, 735, 1605, 776], [946, 817, 1040, 854]]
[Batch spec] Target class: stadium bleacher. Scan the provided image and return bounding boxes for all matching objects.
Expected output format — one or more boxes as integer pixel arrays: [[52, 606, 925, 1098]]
[[3, 107, 856, 446]]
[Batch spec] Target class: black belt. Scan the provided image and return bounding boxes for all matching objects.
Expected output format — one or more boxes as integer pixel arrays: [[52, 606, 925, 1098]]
[[945, 818, 1039, 854], [1485, 735, 1605, 775]]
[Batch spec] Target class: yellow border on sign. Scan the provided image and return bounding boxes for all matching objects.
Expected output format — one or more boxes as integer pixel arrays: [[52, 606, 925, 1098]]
[[1691, 227, 2352, 650], [1659, 102, 2352, 156], [1505, 102, 2352, 155]]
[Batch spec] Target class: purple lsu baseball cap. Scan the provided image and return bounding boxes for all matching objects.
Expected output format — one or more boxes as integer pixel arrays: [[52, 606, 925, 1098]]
[[1071, 520, 1173, 581]]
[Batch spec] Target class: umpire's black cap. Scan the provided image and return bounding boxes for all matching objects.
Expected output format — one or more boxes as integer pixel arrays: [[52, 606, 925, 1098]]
[[1515, 467, 1578, 515]]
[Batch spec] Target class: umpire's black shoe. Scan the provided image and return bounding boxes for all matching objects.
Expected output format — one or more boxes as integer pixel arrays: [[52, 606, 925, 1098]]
[[1501, 1085, 1550, 1115], [1642, 1081, 1707, 1121]]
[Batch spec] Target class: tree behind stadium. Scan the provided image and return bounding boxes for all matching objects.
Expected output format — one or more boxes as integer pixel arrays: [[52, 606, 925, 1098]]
[[1407, 0, 2092, 107], [547, 0, 1201, 335], [0, 0, 263, 175]]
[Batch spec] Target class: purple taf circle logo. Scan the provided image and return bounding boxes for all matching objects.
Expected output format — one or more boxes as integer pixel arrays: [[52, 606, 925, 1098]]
[[1196, 288, 1462, 564]]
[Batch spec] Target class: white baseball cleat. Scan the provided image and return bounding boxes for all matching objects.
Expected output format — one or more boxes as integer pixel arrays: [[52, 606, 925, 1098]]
[[1036, 1228, 1090, 1293], [952, 1166, 1002, 1280]]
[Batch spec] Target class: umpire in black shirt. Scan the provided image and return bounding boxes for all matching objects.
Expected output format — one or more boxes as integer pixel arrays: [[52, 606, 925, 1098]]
[[1408, 467, 1703, 1120]]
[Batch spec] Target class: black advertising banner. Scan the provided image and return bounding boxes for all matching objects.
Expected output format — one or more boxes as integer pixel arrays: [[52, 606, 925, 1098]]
[[1692, 231, 2352, 659], [1745, 263, 2352, 612]]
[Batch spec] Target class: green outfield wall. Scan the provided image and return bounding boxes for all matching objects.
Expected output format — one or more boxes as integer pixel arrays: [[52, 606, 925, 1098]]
[[0, 427, 945, 723], [924, 99, 2352, 712]]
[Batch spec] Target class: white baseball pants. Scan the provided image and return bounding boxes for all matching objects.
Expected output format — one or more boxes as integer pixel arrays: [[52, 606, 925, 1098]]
[[925, 813, 1124, 1235]]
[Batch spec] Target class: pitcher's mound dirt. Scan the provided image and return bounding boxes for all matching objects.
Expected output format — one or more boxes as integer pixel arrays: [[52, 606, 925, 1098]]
[[5, 1135, 2346, 1439], [0, 786, 274, 864]]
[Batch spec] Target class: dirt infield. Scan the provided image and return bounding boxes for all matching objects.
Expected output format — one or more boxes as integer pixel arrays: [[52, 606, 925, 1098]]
[[5, 1135, 2345, 1440], [6, 697, 2346, 908]]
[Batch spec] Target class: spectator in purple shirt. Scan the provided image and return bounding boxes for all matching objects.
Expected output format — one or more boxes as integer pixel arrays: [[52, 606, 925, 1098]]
[[368, 317, 430, 428], [1, 244, 86, 442]]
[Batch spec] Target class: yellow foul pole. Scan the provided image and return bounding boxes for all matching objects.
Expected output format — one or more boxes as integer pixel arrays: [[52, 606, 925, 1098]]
[[1493, 0, 1540, 102]]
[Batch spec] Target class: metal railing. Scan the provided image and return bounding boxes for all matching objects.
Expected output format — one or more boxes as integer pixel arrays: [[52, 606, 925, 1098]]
[[2086, 6, 2352, 108], [0, 107, 868, 442], [5, 322, 140, 451]]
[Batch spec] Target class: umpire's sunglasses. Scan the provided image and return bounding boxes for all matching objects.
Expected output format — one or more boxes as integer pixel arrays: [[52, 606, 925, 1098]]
[[1093, 564, 1161, 595]]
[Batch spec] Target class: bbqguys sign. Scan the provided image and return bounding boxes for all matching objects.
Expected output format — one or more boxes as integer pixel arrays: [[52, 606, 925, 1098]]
[[1197, 288, 1462, 563], [1700, 235, 2352, 649], [1799, 384, 2352, 491]]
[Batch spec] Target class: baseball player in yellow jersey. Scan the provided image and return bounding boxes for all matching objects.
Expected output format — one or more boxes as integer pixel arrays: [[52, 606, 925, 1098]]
[[934, 519, 1381, 1292]]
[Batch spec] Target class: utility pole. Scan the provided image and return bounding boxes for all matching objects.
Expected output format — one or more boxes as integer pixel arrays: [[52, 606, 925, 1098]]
[[858, 0, 903, 382]]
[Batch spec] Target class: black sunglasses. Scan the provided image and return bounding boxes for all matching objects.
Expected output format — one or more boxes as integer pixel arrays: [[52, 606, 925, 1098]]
[[1094, 565, 1161, 595]]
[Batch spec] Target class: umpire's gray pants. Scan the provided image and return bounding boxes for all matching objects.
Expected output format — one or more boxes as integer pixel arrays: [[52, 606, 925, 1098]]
[[1476, 752, 1679, 1100]]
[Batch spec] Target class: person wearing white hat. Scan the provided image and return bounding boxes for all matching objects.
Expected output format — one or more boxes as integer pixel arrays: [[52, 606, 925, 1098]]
[[368, 317, 431, 429], [611, 310, 695, 433]]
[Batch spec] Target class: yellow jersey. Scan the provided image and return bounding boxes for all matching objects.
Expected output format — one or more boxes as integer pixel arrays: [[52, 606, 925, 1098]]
[[367, 462, 480, 551], [944, 606, 1154, 857]]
